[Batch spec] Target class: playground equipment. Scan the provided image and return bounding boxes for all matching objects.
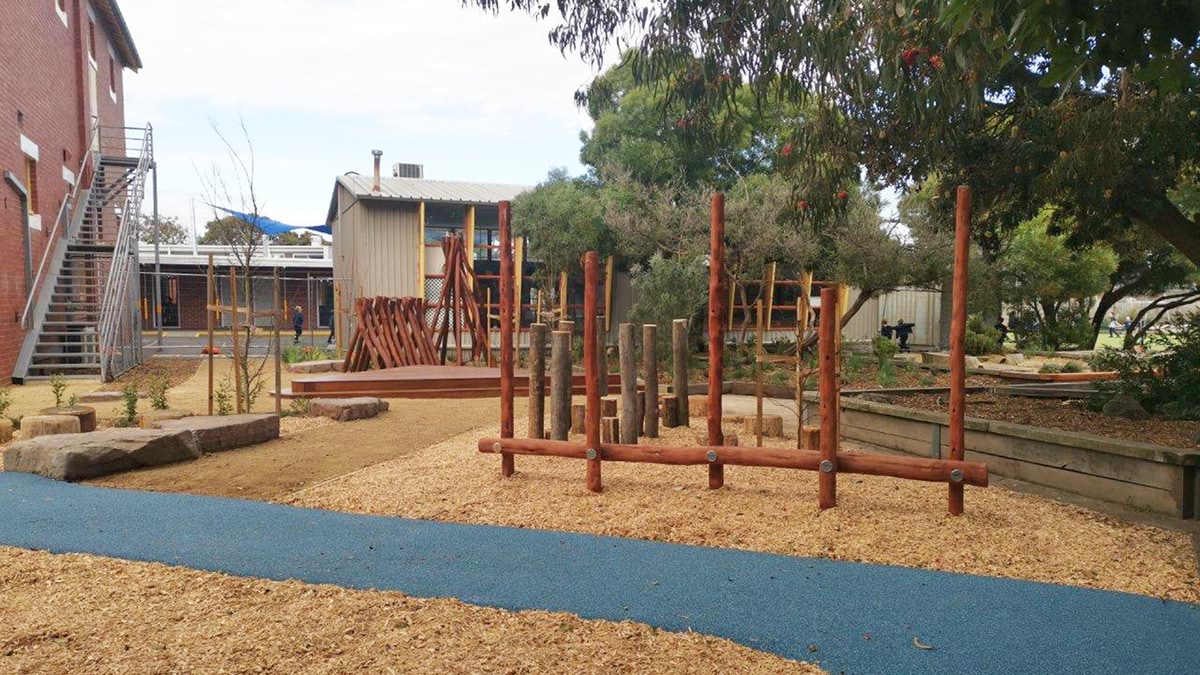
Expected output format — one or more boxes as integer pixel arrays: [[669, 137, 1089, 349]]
[[341, 297, 439, 371], [480, 190, 988, 513]]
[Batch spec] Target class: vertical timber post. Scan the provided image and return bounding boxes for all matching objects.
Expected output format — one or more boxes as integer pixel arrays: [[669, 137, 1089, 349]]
[[818, 286, 840, 509], [949, 186, 972, 515], [550, 329, 572, 440], [499, 200, 515, 477], [583, 251, 602, 492], [230, 267, 243, 414], [755, 298, 764, 448], [206, 254, 215, 416], [642, 324, 658, 438], [528, 323, 547, 439], [707, 193, 726, 489], [273, 267, 282, 414], [673, 318, 689, 424], [619, 323, 637, 443]]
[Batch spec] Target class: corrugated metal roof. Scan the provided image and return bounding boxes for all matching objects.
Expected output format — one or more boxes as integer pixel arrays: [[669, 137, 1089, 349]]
[[337, 174, 529, 205]]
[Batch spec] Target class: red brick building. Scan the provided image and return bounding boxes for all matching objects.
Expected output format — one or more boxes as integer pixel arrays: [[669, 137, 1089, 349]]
[[1, 0, 141, 382]]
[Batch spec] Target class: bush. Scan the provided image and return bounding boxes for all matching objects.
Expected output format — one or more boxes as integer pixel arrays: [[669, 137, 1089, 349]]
[[282, 345, 335, 364], [1089, 311, 1200, 419], [965, 316, 1002, 356], [876, 362, 898, 388], [1038, 363, 1062, 374], [146, 375, 170, 410], [215, 380, 233, 416], [0, 387, 10, 418], [871, 336, 898, 367], [627, 253, 708, 354], [285, 397, 312, 417], [119, 383, 139, 426], [50, 373, 68, 408], [1060, 361, 1084, 374]]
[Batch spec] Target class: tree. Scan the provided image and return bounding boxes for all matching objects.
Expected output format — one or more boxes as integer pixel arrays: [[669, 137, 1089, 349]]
[[137, 214, 189, 246], [1090, 229, 1196, 344], [472, 0, 1200, 268], [269, 230, 311, 246], [197, 215, 261, 247], [996, 211, 1118, 350]]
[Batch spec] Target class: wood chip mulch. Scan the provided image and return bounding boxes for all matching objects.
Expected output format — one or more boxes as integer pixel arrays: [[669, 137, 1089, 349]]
[[889, 392, 1200, 449], [287, 422, 1200, 604], [0, 547, 817, 674], [98, 358, 202, 392]]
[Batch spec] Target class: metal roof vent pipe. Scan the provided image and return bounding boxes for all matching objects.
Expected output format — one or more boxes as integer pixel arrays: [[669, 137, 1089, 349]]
[[371, 149, 383, 192]]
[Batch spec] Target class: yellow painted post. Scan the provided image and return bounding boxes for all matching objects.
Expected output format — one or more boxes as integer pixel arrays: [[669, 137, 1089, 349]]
[[465, 205, 476, 287], [765, 262, 777, 332], [558, 271, 568, 327], [417, 201, 426, 299], [515, 237, 525, 360], [604, 255, 614, 332], [727, 278, 736, 331]]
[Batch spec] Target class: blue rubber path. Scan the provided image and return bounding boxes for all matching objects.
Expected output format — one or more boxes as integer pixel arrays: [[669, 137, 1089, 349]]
[[1, 472, 1197, 674]]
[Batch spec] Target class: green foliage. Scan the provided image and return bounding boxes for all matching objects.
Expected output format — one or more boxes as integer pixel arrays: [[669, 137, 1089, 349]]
[[285, 397, 312, 417], [1060, 361, 1084, 374], [215, 380, 233, 416], [138, 214, 190, 246], [1038, 363, 1062, 374], [871, 336, 898, 367], [67, 393, 78, 407], [627, 253, 709, 335], [146, 375, 170, 411], [0, 387, 10, 418], [49, 373, 68, 409], [767, 369, 790, 386], [197, 215, 261, 247], [512, 169, 614, 283], [120, 384, 139, 426], [918, 375, 936, 387], [876, 362, 898, 389], [283, 345, 334, 364], [269, 231, 310, 246], [965, 316, 1002, 356], [1089, 312, 1200, 420], [245, 380, 265, 412]]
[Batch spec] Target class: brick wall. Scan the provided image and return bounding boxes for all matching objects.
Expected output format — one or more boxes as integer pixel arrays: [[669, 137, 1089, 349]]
[[0, 0, 131, 382], [141, 266, 328, 332]]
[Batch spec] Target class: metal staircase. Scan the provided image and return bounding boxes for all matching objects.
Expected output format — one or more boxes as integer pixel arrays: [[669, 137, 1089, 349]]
[[14, 123, 153, 383]]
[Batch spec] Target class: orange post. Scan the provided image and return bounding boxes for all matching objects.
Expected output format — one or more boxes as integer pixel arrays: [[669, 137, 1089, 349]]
[[707, 193, 726, 489], [583, 251, 602, 492], [818, 286, 839, 509], [949, 186, 972, 515], [499, 200, 515, 477]]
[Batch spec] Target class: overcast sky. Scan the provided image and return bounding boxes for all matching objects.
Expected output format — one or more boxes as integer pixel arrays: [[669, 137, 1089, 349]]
[[119, 0, 608, 233]]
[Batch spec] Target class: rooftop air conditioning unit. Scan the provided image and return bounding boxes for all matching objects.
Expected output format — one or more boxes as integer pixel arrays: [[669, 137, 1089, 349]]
[[393, 163, 424, 179]]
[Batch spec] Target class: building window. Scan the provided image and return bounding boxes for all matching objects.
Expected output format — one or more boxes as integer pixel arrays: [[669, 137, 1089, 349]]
[[55, 0, 68, 26], [87, 20, 96, 61], [109, 56, 117, 94], [24, 156, 39, 216]]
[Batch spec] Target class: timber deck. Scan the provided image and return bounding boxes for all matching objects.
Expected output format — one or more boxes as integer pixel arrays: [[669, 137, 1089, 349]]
[[278, 365, 621, 399]]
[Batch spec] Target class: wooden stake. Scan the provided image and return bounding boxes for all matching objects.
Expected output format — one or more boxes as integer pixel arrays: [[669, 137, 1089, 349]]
[[528, 323, 547, 439], [273, 267, 282, 415], [604, 256, 614, 333], [642, 324, 658, 438], [206, 254, 215, 416], [755, 298, 764, 448], [818, 286, 839, 509], [765, 262, 777, 331], [619, 323, 638, 444], [949, 185, 972, 515], [672, 318, 689, 424], [230, 267, 243, 414], [499, 200, 515, 477], [550, 330, 572, 440], [583, 251, 602, 492], [708, 193, 726, 489]]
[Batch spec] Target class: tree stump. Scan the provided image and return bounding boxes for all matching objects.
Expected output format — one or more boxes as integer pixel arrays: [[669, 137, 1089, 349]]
[[743, 414, 785, 438], [570, 404, 587, 435], [688, 396, 708, 418], [643, 324, 659, 438], [658, 395, 679, 428], [549, 330, 572, 441], [0, 418, 13, 443], [601, 416, 620, 444], [672, 319, 689, 423], [23, 415, 81, 439], [798, 425, 820, 450], [696, 431, 738, 446], [600, 397, 618, 418], [40, 406, 97, 433]]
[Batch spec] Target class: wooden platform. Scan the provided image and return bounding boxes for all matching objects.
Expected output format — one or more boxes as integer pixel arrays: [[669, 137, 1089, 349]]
[[278, 365, 621, 400]]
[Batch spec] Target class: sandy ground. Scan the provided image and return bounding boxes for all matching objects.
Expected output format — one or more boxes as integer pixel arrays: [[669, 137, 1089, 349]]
[[288, 421, 1200, 603], [0, 547, 816, 674]]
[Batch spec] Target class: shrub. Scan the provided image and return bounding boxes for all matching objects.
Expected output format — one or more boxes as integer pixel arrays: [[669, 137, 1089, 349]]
[[146, 375, 170, 410], [1060, 361, 1084, 374], [1038, 363, 1062, 374], [767, 369, 790, 386], [0, 387, 10, 418], [282, 345, 335, 364], [286, 397, 312, 417], [67, 393, 78, 407], [215, 380, 233, 416], [119, 383, 139, 426], [876, 362, 898, 388], [965, 316, 1001, 356], [50, 373, 68, 408], [1089, 311, 1200, 420], [871, 335, 898, 367]]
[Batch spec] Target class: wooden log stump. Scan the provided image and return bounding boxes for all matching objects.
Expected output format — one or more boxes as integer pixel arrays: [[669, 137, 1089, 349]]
[[672, 319, 689, 424], [601, 416, 620, 444], [643, 324, 659, 438], [570, 404, 587, 435], [618, 323, 638, 444], [743, 415, 785, 438], [23, 415, 81, 439], [798, 425, 820, 451], [549, 330, 572, 440], [688, 396, 708, 418], [40, 406, 97, 433], [696, 431, 738, 447], [528, 323, 547, 439], [600, 397, 618, 418], [0, 418, 13, 443], [658, 395, 679, 428]]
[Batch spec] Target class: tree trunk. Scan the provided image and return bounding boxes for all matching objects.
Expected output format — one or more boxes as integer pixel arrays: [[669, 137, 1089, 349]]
[[1130, 201, 1200, 269]]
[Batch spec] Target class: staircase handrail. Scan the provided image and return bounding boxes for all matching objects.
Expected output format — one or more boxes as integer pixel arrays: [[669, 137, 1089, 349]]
[[20, 122, 100, 329], [96, 123, 153, 380]]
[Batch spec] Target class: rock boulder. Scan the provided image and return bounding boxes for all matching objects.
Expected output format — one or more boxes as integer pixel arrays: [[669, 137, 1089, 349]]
[[152, 414, 281, 453], [3, 428, 202, 481], [309, 397, 389, 422], [1102, 395, 1151, 421]]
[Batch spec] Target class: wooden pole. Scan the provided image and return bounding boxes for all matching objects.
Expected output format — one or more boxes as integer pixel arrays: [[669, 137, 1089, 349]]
[[604, 256, 615, 333], [949, 185, 972, 515], [230, 267, 243, 414], [818, 286, 839, 509], [672, 318, 689, 424], [619, 323, 638, 443], [755, 298, 764, 448], [499, 200, 515, 477], [206, 254, 214, 416], [550, 329, 572, 440], [583, 251, 602, 492], [479, 437, 988, 486], [765, 262, 777, 331], [334, 282, 344, 359], [485, 287, 493, 368], [798, 272, 813, 446], [708, 193, 726, 489], [558, 271, 568, 326], [528, 323, 547, 439], [273, 267, 282, 415], [642, 324, 658, 438], [596, 314, 607, 396]]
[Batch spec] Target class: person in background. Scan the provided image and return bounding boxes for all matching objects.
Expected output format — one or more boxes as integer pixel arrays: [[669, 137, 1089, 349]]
[[880, 319, 895, 340], [893, 319, 915, 351], [1123, 316, 1134, 334], [292, 305, 304, 344], [1108, 316, 1119, 338], [993, 316, 1010, 346]]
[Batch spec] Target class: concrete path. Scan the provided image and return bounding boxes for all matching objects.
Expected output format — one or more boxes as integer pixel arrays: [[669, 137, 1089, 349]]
[[1, 472, 1196, 674]]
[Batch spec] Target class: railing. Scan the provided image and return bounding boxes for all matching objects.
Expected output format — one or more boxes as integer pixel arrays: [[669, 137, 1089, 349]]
[[96, 124, 153, 381], [19, 122, 100, 328]]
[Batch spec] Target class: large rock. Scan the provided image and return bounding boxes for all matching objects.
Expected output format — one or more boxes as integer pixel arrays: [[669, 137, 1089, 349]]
[[288, 359, 342, 374], [309, 397, 389, 422], [1002, 353, 1026, 365], [78, 391, 124, 404], [922, 352, 980, 368], [152, 414, 281, 453], [139, 409, 194, 428], [22, 415, 81, 439], [1102, 395, 1150, 421], [3, 428, 202, 481]]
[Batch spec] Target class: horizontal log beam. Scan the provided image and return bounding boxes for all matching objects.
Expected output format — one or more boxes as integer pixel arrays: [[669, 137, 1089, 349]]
[[477, 437, 988, 487]]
